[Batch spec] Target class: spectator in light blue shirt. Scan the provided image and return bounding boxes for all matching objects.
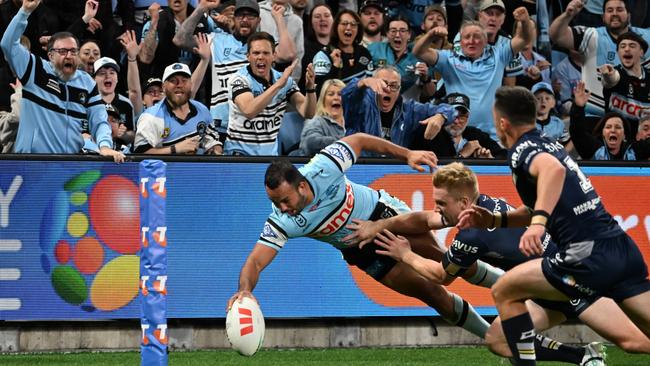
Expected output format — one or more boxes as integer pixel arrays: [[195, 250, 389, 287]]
[[413, 7, 535, 139]]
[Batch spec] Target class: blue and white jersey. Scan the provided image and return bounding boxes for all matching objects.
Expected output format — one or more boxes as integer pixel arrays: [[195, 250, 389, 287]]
[[572, 25, 650, 114], [536, 115, 568, 143], [259, 141, 409, 250], [443, 194, 557, 275], [452, 32, 524, 77], [208, 29, 249, 134], [0, 8, 112, 153], [367, 41, 432, 93], [225, 66, 300, 156], [509, 129, 623, 246], [552, 56, 582, 104], [434, 42, 514, 139], [133, 99, 220, 153]]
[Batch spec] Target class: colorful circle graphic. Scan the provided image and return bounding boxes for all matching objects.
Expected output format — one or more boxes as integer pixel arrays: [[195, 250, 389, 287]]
[[40, 171, 141, 313]]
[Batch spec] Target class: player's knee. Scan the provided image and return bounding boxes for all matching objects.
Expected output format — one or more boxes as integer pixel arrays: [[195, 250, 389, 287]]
[[616, 338, 650, 354], [491, 279, 508, 304]]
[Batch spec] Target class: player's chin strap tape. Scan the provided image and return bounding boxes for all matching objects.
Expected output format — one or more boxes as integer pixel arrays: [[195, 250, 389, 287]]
[[466, 261, 505, 288]]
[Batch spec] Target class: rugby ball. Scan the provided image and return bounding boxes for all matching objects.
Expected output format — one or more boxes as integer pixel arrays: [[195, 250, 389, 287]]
[[225, 297, 265, 356]]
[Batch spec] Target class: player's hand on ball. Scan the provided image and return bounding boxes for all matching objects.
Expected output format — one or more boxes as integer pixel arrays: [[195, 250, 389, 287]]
[[226, 290, 257, 312], [519, 225, 545, 257]]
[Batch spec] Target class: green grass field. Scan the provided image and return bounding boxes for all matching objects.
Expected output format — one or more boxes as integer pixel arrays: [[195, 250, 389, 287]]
[[0, 346, 648, 365]]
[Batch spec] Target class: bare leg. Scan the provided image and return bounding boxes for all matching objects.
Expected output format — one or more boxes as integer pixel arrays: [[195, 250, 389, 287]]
[[620, 292, 650, 341]]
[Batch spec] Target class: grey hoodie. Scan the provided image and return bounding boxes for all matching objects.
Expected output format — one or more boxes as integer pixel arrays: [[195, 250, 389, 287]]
[[258, 1, 305, 81]]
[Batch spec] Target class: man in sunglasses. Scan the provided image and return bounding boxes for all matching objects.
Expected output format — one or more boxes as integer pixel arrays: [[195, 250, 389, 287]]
[[342, 65, 456, 151], [0, 0, 124, 162]]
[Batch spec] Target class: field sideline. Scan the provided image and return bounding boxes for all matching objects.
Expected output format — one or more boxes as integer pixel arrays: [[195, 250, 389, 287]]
[[0, 346, 648, 365]]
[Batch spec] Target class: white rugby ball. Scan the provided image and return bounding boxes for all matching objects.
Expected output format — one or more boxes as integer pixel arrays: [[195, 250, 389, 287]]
[[225, 297, 265, 356]]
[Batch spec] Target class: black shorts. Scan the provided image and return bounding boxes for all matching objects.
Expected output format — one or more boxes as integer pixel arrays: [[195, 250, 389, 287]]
[[542, 233, 650, 302], [340, 199, 399, 280], [532, 297, 595, 319]]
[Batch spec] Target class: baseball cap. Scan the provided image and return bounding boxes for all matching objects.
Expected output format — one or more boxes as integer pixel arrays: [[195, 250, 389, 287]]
[[531, 82, 554, 96], [143, 77, 163, 92], [359, 0, 383, 12], [479, 0, 505, 12], [162, 63, 192, 82], [445, 93, 470, 113], [235, 0, 260, 15], [93, 57, 120, 75], [424, 5, 447, 24]]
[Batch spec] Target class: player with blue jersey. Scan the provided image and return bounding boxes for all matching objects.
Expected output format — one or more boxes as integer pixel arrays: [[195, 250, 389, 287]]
[[227, 133, 494, 339], [455, 86, 650, 365], [0, 0, 124, 162], [346, 162, 650, 365], [550, 0, 650, 115]]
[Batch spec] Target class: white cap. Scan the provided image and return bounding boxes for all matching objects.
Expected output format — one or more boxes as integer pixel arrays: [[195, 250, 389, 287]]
[[93, 57, 120, 75], [162, 63, 192, 82]]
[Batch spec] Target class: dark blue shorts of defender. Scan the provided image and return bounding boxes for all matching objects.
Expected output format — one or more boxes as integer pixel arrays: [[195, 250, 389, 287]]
[[532, 298, 595, 319], [542, 233, 650, 302]]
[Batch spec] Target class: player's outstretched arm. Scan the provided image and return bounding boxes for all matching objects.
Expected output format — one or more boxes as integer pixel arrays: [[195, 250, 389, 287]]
[[341, 133, 438, 172], [227, 243, 277, 310], [344, 211, 444, 248], [374, 229, 450, 285]]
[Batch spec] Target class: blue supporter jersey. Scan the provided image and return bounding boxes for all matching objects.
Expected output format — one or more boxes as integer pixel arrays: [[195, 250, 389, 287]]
[[0, 9, 112, 153], [225, 66, 300, 156], [572, 25, 650, 114], [443, 194, 557, 275], [434, 43, 514, 139], [367, 41, 431, 93], [133, 99, 220, 154], [208, 29, 249, 134], [259, 141, 408, 250], [508, 129, 623, 246], [536, 115, 568, 143], [452, 32, 524, 77]]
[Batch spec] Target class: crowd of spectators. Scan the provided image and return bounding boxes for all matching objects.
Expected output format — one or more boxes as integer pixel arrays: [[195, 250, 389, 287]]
[[0, 0, 649, 161]]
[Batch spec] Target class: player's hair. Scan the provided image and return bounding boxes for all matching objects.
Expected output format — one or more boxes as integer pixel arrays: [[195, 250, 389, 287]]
[[432, 162, 479, 201], [593, 112, 632, 141], [265, 160, 306, 189], [316, 79, 345, 117], [494, 86, 537, 126], [47, 32, 80, 51], [603, 0, 629, 13], [246, 31, 276, 53]]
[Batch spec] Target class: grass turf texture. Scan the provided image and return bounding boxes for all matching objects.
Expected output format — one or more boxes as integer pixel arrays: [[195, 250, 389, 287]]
[[0, 346, 648, 365]]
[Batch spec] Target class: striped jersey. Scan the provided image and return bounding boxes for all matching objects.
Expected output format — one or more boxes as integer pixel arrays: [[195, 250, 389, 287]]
[[1, 8, 112, 153], [225, 66, 300, 156], [259, 141, 393, 250], [208, 29, 249, 134], [133, 98, 220, 154], [572, 25, 650, 114]]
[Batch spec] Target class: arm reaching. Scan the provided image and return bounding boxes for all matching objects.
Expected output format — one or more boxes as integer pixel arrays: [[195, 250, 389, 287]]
[[227, 244, 278, 309]]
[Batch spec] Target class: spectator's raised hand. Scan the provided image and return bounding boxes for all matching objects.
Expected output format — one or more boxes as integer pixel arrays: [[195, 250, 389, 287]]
[[198, 0, 220, 12], [192, 33, 212, 61], [120, 30, 140, 60], [330, 48, 342, 68], [83, 0, 99, 23], [22, 0, 41, 12], [573, 80, 590, 107], [277, 59, 299, 88], [512, 6, 530, 23], [420, 113, 446, 140], [428, 26, 448, 41], [87, 18, 103, 34], [526, 65, 541, 80], [598, 64, 615, 77], [271, 3, 286, 24], [360, 77, 390, 95], [116, 124, 127, 139], [566, 0, 584, 17], [415, 62, 429, 80], [9, 79, 22, 92], [536, 59, 551, 71], [304, 63, 315, 90], [149, 2, 161, 24]]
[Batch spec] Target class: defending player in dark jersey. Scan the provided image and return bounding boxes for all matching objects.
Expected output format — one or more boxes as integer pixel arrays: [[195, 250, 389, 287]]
[[456, 86, 650, 365], [345, 162, 650, 365]]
